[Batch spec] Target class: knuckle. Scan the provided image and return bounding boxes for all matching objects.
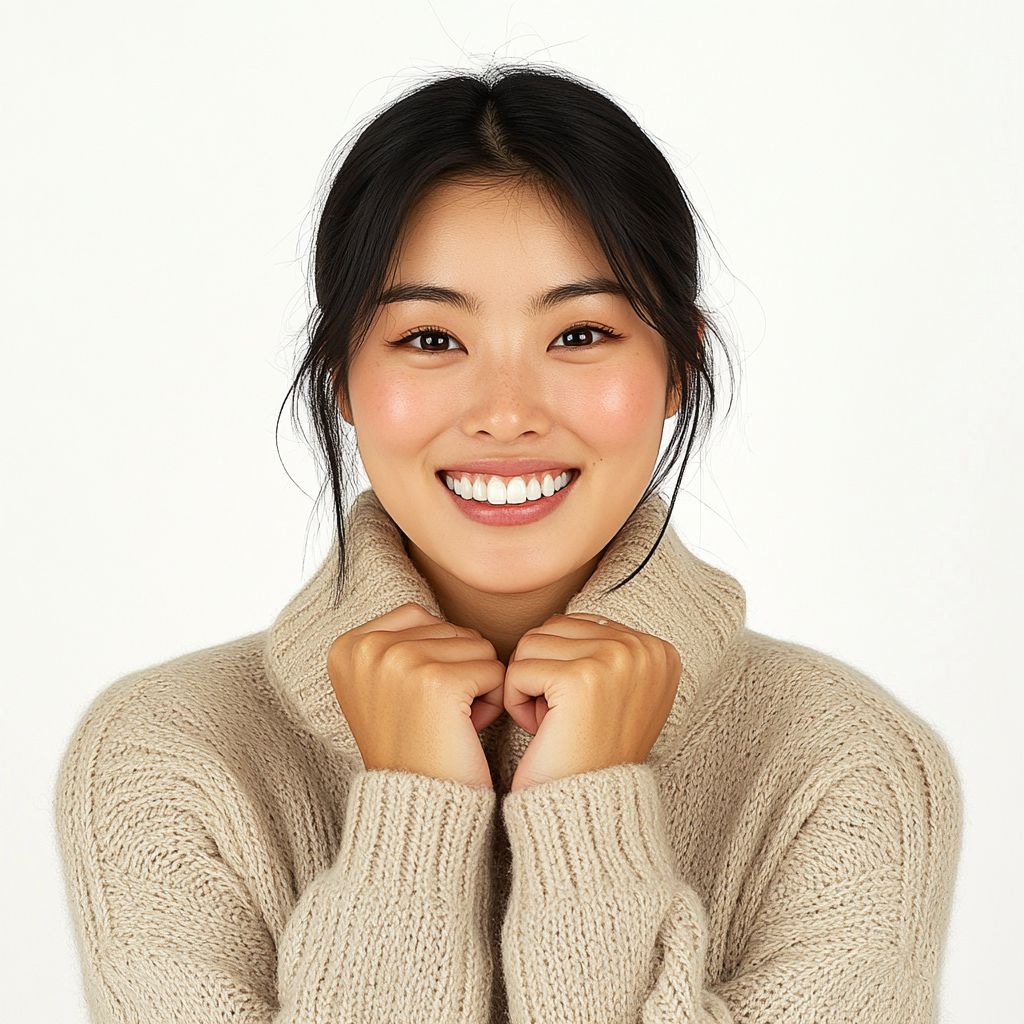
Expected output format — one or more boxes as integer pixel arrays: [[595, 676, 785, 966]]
[[577, 657, 606, 690], [602, 639, 633, 676], [413, 661, 460, 701], [380, 638, 416, 671], [516, 622, 548, 647], [327, 634, 348, 672], [350, 632, 383, 671], [513, 640, 531, 660], [415, 662, 445, 690]]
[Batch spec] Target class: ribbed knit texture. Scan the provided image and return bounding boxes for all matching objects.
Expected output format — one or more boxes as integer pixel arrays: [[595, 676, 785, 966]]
[[56, 491, 961, 1022]]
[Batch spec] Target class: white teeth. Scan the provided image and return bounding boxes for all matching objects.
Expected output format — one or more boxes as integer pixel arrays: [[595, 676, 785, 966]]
[[444, 470, 573, 504], [506, 477, 527, 504], [486, 477, 507, 505]]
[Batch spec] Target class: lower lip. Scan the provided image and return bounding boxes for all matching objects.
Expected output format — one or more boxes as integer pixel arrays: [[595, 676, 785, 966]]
[[440, 473, 575, 525]]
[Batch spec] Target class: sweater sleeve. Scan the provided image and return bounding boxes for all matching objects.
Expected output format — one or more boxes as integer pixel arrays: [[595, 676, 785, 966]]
[[500, 760, 958, 1024], [56, 708, 496, 1024], [277, 769, 495, 1021]]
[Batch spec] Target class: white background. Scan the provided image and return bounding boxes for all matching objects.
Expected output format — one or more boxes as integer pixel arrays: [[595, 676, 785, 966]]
[[2, 2, 1021, 1020]]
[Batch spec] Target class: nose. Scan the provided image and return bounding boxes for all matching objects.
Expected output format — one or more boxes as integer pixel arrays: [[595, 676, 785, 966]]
[[458, 353, 553, 443]]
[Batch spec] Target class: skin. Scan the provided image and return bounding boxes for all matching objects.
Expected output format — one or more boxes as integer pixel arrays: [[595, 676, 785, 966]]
[[328, 178, 682, 791]]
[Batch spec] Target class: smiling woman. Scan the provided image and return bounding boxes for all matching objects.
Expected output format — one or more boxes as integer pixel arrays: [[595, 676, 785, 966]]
[[347, 180, 674, 650], [56, 68, 961, 1024]]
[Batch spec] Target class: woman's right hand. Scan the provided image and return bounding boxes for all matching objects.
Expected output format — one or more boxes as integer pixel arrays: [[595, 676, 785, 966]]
[[327, 603, 506, 789]]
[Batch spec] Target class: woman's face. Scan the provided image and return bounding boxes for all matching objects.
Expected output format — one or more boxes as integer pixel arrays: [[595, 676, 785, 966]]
[[346, 179, 675, 596]]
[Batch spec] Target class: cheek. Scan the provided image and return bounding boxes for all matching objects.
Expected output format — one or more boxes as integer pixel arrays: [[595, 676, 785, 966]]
[[347, 360, 452, 462], [559, 355, 668, 459]]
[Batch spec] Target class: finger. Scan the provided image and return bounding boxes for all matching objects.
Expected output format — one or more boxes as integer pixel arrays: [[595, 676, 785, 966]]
[[385, 633, 499, 664], [531, 613, 630, 639], [511, 631, 611, 663], [502, 659, 538, 732], [385, 619, 489, 646], [534, 693, 549, 730], [503, 662, 562, 734], [470, 678, 506, 732], [351, 602, 441, 635], [503, 657, 575, 699], [438, 658, 507, 702], [503, 657, 574, 733], [561, 612, 624, 627], [503, 694, 547, 735]]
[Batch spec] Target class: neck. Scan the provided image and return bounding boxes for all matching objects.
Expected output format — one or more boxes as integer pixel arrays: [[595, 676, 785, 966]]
[[406, 540, 600, 664]]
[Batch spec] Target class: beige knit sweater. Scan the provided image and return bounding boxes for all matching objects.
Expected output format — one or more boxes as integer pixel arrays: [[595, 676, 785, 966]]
[[57, 491, 961, 1023]]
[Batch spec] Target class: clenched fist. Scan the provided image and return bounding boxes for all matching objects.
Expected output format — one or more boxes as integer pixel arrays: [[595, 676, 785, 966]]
[[327, 603, 506, 789], [503, 613, 681, 792]]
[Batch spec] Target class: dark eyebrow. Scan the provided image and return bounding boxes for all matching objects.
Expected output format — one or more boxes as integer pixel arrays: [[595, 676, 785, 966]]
[[377, 276, 626, 317], [377, 284, 478, 315], [531, 277, 627, 313]]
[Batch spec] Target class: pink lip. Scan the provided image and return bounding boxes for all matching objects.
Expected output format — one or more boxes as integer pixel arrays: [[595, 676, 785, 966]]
[[438, 459, 577, 476], [441, 471, 575, 526]]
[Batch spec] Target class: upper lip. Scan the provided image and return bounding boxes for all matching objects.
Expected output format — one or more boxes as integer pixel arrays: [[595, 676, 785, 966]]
[[438, 459, 577, 476]]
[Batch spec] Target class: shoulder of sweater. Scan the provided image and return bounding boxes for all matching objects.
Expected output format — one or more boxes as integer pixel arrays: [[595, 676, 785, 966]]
[[55, 634, 357, 943], [64, 632, 270, 740], [692, 628, 961, 804], [57, 632, 337, 804], [701, 630, 963, 927]]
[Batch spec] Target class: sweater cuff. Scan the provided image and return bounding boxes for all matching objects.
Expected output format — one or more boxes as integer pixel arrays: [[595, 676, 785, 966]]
[[502, 763, 677, 897], [336, 769, 496, 898]]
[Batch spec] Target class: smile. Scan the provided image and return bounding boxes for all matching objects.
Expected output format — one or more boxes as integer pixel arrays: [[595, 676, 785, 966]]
[[442, 470, 572, 505]]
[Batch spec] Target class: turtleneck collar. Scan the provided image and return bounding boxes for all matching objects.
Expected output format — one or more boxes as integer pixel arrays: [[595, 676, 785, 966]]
[[264, 490, 745, 777]]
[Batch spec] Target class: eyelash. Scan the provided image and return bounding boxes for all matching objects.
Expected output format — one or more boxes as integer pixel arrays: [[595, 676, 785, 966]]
[[392, 322, 623, 352], [549, 322, 624, 348], [392, 327, 463, 351]]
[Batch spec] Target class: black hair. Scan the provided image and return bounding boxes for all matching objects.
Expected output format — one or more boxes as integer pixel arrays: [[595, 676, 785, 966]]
[[287, 66, 730, 594]]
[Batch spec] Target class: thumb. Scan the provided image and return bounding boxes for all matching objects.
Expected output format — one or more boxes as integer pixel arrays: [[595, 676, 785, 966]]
[[470, 677, 506, 732]]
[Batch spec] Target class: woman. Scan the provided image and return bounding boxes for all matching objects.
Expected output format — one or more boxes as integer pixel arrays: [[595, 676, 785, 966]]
[[56, 68, 961, 1022]]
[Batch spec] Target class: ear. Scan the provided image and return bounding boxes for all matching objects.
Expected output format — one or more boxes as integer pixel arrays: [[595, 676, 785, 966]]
[[665, 365, 684, 419], [334, 370, 354, 425], [337, 391, 354, 425], [665, 319, 704, 419]]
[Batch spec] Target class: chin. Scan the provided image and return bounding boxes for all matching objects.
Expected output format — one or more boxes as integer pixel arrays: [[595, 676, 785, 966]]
[[433, 548, 582, 596]]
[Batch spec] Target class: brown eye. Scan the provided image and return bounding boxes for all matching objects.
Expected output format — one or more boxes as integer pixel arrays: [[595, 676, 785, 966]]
[[564, 328, 596, 346], [551, 326, 609, 348], [407, 331, 459, 351]]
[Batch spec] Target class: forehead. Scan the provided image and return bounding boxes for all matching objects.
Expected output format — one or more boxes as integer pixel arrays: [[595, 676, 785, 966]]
[[392, 178, 613, 292]]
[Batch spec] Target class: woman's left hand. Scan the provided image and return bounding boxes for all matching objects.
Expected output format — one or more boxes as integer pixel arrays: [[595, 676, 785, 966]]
[[504, 614, 681, 792]]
